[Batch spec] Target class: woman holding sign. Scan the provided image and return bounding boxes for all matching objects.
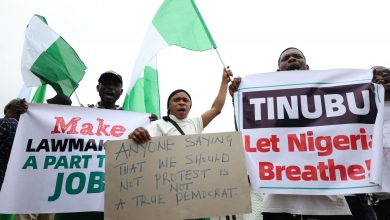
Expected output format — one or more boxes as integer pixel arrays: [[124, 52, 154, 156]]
[[128, 68, 232, 220]]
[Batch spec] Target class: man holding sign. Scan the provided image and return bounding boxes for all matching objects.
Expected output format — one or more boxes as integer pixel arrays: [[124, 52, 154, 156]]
[[229, 48, 354, 220], [55, 71, 155, 220]]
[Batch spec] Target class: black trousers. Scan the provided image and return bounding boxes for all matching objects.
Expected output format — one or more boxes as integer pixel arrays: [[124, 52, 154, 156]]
[[345, 195, 377, 220], [373, 199, 390, 220]]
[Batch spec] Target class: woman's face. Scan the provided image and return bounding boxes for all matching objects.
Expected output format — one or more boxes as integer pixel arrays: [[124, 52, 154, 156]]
[[168, 92, 191, 119]]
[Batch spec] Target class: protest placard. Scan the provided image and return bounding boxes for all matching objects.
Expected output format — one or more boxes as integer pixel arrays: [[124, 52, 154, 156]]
[[0, 104, 150, 213], [104, 132, 251, 220], [234, 69, 384, 194]]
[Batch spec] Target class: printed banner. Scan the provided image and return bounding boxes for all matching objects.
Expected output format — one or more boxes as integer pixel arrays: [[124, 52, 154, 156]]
[[104, 132, 251, 220], [0, 104, 150, 213], [234, 69, 384, 195]]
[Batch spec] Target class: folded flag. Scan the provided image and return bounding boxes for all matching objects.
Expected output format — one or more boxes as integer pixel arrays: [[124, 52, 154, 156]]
[[123, 0, 217, 118], [21, 14, 87, 97]]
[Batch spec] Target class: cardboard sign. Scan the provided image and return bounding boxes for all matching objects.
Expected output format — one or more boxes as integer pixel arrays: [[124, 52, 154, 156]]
[[104, 132, 251, 220]]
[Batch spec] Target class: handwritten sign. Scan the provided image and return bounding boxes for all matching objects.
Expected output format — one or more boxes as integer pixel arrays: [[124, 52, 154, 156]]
[[104, 132, 251, 220]]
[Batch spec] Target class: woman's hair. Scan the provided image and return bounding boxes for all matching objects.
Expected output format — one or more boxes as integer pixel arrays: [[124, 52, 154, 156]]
[[163, 89, 192, 121]]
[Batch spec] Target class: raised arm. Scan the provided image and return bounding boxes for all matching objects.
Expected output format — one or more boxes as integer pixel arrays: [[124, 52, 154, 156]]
[[201, 67, 232, 128]]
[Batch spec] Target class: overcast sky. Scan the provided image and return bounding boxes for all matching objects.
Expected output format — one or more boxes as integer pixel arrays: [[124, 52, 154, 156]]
[[1, 0, 390, 133]]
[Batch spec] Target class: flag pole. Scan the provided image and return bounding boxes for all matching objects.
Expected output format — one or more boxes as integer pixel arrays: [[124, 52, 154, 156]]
[[214, 48, 234, 81], [74, 91, 84, 107]]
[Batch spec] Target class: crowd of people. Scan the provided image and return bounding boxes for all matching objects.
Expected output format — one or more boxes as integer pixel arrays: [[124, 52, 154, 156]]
[[1, 47, 390, 220]]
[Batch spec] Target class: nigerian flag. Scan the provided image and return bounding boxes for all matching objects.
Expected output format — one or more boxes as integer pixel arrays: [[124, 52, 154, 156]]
[[21, 14, 86, 97], [31, 84, 47, 103], [123, 0, 217, 118]]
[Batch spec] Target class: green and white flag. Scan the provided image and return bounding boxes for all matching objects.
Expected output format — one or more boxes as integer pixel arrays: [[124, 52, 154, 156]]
[[123, 0, 217, 118], [31, 85, 47, 103], [21, 14, 86, 97]]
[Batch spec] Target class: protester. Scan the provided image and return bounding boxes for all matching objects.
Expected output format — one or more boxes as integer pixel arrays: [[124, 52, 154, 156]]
[[0, 99, 28, 220], [15, 95, 72, 220], [90, 70, 157, 121], [55, 71, 124, 220], [128, 68, 232, 220], [372, 66, 390, 101], [371, 66, 390, 220], [54, 70, 157, 220], [88, 70, 124, 110], [129, 67, 231, 143], [0, 99, 28, 190], [0, 98, 58, 220], [229, 47, 353, 220], [89, 70, 158, 120]]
